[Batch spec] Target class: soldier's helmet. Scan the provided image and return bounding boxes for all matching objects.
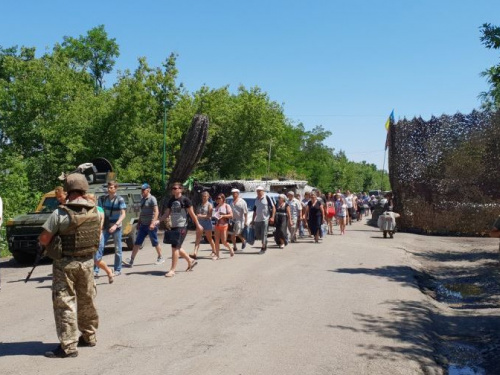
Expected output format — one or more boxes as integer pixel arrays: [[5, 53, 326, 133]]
[[65, 173, 89, 193]]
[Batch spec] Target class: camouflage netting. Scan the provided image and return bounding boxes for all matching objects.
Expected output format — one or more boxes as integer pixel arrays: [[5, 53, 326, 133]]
[[388, 110, 500, 235]]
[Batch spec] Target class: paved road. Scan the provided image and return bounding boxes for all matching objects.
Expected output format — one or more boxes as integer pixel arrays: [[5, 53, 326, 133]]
[[0, 222, 442, 375]]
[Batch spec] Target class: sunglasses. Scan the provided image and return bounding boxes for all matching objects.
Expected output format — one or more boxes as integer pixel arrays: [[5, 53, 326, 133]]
[[171, 187, 181, 190]]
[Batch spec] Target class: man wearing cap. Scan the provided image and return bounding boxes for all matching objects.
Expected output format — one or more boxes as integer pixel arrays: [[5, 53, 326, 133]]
[[230, 188, 248, 251], [123, 183, 164, 267], [251, 186, 276, 253], [287, 191, 302, 243], [39, 173, 101, 358]]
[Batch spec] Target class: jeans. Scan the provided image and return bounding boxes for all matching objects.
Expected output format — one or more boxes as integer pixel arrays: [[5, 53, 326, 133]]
[[298, 220, 305, 237], [94, 226, 122, 273], [254, 221, 269, 247]]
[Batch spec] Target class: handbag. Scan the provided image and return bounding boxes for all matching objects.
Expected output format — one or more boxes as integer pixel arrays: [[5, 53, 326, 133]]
[[163, 229, 181, 244], [327, 206, 336, 218], [243, 225, 255, 245]]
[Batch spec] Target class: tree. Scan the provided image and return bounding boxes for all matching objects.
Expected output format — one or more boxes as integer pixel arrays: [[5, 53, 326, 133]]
[[479, 23, 500, 110], [59, 25, 119, 92]]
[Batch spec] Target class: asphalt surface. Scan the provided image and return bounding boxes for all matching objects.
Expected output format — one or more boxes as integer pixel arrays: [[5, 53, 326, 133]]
[[0, 221, 443, 375]]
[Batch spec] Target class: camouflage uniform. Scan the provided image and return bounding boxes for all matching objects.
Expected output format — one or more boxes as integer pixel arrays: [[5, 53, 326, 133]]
[[43, 197, 100, 355]]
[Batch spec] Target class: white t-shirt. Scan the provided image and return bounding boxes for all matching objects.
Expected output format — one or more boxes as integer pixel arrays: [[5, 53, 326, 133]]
[[345, 194, 353, 208], [231, 198, 248, 223]]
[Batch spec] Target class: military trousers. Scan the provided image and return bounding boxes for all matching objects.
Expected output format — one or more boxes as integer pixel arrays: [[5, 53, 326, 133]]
[[52, 256, 98, 353]]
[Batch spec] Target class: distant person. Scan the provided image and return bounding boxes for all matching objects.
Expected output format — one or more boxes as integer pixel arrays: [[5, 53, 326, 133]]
[[334, 193, 347, 235], [87, 194, 114, 284], [296, 193, 306, 238], [54, 186, 67, 205], [251, 186, 276, 254], [96, 181, 127, 276], [305, 191, 325, 243], [301, 192, 312, 237], [230, 189, 248, 252], [325, 192, 336, 235], [123, 183, 164, 268], [274, 194, 292, 248], [383, 192, 395, 212], [286, 191, 302, 243], [160, 182, 203, 277], [345, 190, 355, 225], [369, 195, 378, 215], [191, 191, 215, 259], [212, 193, 234, 260]]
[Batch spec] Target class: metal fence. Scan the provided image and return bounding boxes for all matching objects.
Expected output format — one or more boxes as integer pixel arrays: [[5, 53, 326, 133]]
[[388, 110, 500, 235]]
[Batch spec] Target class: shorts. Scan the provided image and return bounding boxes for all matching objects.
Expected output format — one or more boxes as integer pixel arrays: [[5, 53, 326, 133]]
[[199, 219, 213, 231], [135, 224, 159, 247], [215, 224, 228, 232], [232, 220, 244, 235], [169, 227, 188, 248]]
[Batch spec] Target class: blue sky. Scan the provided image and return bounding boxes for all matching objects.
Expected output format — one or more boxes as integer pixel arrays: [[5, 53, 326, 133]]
[[2, 0, 499, 169]]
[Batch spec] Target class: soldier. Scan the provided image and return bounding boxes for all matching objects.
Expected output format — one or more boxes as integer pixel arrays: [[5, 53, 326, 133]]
[[39, 173, 100, 358]]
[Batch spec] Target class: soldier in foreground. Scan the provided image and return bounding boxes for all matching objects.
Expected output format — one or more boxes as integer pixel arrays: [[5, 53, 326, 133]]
[[39, 174, 100, 358]]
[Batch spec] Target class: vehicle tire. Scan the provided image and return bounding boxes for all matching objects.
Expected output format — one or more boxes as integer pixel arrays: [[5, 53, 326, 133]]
[[12, 251, 36, 265], [126, 224, 137, 250]]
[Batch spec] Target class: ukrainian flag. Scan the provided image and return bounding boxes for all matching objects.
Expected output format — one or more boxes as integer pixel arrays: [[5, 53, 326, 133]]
[[385, 109, 395, 131]]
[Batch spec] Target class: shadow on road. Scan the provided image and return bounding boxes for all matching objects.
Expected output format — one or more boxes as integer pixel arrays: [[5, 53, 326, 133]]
[[0, 341, 56, 357], [126, 270, 166, 277], [331, 266, 418, 288], [8, 275, 52, 285], [410, 249, 499, 264], [327, 300, 437, 370]]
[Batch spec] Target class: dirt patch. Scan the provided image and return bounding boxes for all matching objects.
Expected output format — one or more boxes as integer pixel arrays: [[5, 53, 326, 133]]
[[402, 236, 500, 374]]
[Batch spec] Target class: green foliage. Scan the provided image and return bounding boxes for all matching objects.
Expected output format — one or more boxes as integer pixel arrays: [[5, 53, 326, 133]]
[[0, 25, 389, 236], [479, 23, 500, 110], [59, 25, 119, 92]]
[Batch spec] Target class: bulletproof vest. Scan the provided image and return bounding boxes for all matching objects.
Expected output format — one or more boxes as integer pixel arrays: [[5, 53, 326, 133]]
[[58, 202, 100, 257]]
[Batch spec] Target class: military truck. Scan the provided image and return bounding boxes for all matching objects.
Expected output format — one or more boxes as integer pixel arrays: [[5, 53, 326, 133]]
[[5, 159, 142, 264]]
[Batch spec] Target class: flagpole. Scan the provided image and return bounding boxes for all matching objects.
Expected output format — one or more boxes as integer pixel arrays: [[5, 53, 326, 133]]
[[380, 148, 387, 191]]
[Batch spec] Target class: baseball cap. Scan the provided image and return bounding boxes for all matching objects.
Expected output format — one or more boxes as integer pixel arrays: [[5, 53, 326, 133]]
[[231, 188, 240, 193], [141, 183, 151, 190], [256, 186, 265, 191], [287, 191, 294, 196]]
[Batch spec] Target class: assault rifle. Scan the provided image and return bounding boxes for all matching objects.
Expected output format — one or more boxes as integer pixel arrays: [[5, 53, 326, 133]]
[[25, 243, 45, 283]]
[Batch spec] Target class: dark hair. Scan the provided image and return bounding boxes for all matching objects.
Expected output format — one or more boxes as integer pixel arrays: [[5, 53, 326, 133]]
[[107, 180, 118, 188], [217, 194, 226, 201]]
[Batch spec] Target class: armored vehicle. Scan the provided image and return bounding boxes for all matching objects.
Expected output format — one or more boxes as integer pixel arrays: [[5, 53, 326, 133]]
[[5, 159, 142, 264]]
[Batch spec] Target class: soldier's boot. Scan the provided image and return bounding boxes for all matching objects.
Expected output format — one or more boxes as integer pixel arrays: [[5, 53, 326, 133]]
[[44, 345, 78, 358], [389, 231, 394, 238], [383, 231, 387, 238], [78, 336, 96, 347]]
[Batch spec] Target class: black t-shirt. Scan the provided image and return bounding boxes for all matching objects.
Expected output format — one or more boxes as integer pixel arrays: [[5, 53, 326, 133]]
[[167, 196, 192, 227]]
